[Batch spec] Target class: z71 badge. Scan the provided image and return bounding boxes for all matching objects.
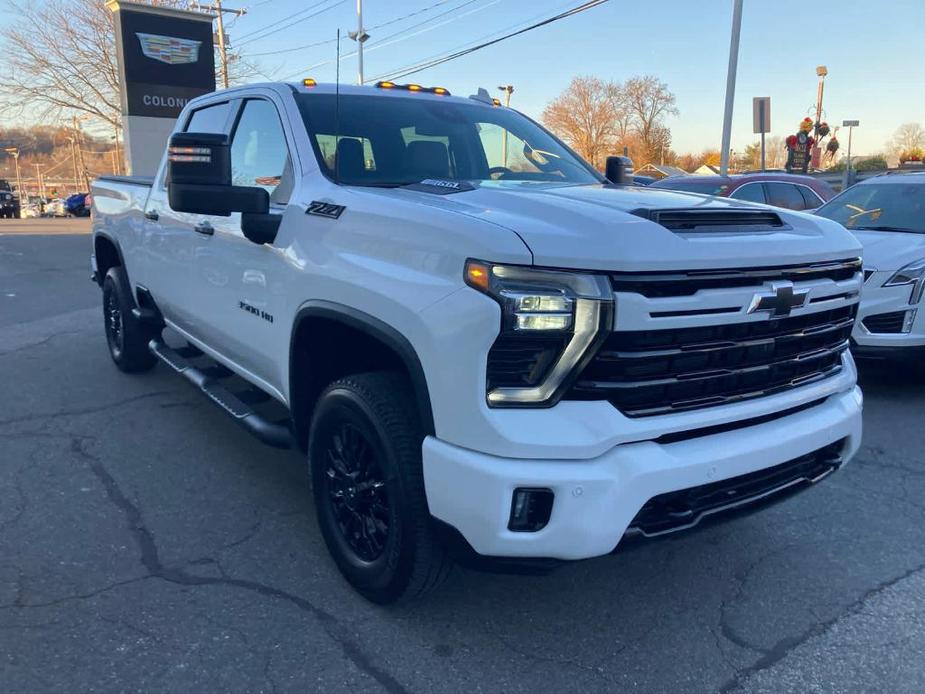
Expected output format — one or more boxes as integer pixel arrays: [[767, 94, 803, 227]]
[[306, 201, 345, 219]]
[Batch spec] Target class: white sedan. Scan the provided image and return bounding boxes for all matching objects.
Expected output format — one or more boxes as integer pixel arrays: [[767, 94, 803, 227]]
[[816, 172, 925, 361]]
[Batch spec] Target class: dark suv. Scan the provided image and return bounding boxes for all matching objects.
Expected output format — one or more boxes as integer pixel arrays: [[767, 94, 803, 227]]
[[649, 172, 835, 212], [0, 179, 19, 218]]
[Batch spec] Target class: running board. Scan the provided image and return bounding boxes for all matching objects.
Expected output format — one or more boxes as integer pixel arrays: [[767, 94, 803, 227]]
[[149, 339, 293, 449]]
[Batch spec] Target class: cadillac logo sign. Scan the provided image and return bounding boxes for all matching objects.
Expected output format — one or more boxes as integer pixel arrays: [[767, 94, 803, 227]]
[[136, 33, 202, 65]]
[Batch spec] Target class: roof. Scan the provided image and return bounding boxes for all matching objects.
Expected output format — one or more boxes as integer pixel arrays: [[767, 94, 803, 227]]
[[862, 170, 925, 184], [633, 164, 688, 177]]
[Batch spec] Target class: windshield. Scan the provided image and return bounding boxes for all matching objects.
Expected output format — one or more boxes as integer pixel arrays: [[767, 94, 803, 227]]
[[816, 181, 925, 233], [649, 178, 730, 195], [295, 93, 602, 187]]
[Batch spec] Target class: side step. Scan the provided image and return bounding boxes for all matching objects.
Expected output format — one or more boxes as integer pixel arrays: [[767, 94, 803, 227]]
[[149, 339, 294, 449]]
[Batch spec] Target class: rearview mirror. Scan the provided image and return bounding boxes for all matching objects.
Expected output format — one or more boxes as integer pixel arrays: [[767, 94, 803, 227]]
[[167, 132, 269, 217], [605, 155, 634, 186]]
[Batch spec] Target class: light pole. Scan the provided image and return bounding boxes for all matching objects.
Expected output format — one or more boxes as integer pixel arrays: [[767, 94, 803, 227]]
[[842, 119, 859, 188], [813, 65, 827, 169], [719, 0, 743, 176], [497, 85, 514, 167], [349, 0, 369, 84], [4, 147, 23, 209]]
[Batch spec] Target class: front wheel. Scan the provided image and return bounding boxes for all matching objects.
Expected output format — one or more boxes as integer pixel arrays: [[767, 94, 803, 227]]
[[309, 372, 452, 604], [102, 267, 157, 373]]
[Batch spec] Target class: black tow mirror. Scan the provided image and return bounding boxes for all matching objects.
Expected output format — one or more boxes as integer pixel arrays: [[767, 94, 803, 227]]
[[167, 132, 269, 217], [605, 155, 634, 185]]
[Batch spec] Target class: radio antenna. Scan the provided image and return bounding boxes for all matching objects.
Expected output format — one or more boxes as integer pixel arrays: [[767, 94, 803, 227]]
[[334, 28, 341, 184]]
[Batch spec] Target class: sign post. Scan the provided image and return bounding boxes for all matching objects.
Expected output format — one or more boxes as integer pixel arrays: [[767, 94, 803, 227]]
[[107, 0, 216, 175], [752, 97, 771, 171]]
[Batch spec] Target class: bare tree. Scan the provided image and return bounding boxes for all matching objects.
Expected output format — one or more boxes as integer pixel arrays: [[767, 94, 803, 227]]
[[623, 75, 679, 164], [0, 0, 254, 131], [541, 76, 622, 169], [890, 122, 925, 157]]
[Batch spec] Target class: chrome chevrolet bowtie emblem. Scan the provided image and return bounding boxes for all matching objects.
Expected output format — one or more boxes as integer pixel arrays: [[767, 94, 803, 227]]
[[747, 281, 808, 317]]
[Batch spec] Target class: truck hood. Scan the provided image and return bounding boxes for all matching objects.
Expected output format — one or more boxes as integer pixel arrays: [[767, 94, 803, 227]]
[[386, 182, 861, 272], [849, 229, 925, 271]]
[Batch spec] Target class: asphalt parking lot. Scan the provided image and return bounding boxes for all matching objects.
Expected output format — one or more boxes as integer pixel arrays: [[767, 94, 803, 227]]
[[2, 218, 924, 693]]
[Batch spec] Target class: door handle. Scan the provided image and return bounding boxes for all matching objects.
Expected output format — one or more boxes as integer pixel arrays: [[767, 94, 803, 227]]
[[194, 221, 214, 236], [144, 209, 159, 221]]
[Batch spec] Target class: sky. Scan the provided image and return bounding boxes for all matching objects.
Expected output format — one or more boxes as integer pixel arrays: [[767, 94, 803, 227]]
[[227, 0, 925, 159]]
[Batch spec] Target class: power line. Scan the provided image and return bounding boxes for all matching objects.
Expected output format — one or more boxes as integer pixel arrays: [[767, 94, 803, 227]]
[[374, 0, 608, 83], [282, 0, 495, 80], [235, 0, 346, 47], [366, 0, 579, 82], [254, 0, 475, 61]]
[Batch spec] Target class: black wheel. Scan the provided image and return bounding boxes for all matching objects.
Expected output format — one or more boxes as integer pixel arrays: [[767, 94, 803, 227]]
[[102, 267, 157, 373], [309, 372, 452, 604]]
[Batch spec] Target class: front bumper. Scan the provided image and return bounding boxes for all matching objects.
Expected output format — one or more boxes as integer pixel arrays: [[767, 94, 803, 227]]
[[853, 271, 925, 353], [423, 387, 862, 560]]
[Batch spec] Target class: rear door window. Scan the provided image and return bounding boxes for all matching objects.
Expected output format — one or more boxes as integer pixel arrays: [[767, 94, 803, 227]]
[[729, 182, 766, 204], [765, 182, 807, 210], [798, 186, 823, 208]]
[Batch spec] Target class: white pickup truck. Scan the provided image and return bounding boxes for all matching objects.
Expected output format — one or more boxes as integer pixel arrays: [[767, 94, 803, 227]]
[[91, 80, 864, 603]]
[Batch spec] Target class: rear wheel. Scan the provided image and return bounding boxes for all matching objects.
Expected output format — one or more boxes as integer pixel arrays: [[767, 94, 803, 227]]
[[102, 266, 157, 373], [309, 372, 451, 604]]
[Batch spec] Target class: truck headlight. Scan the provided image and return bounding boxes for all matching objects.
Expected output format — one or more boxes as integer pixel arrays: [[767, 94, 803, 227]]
[[884, 257, 925, 305], [465, 260, 613, 407]]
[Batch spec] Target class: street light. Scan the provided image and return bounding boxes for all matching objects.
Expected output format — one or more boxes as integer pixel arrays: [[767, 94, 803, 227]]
[[3, 147, 23, 211], [348, 0, 369, 84], [497, 85, 514, 167]]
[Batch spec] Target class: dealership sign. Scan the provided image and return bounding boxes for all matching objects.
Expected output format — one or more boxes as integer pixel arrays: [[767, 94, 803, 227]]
[[109, 1, 216, 119]]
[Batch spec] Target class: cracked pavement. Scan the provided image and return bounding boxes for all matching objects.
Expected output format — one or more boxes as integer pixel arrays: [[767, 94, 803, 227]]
[[2, 220, 925, 692]]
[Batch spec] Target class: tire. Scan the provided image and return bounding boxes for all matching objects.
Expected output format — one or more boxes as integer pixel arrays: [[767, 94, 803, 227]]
[[309, 372, 452, 604], [102, 266, 157, 373]]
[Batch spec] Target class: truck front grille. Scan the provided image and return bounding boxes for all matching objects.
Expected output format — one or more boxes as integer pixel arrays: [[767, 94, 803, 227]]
[[569, 305, 856, 417], [627, 440, 845, 537]]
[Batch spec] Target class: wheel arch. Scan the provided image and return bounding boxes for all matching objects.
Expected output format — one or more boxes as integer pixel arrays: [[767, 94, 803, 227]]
[[93, 232, 126, 287], [289, 301, 435, 451]]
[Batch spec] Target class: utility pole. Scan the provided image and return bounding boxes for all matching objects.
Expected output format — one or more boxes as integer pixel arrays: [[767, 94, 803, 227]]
[[69, 136, 80, 194], [35, 164, 45, 200], [497, 85, 514, 167], [719, 0, 743, 176], [72, 116, 91, 192], [349, 0, 369, 85], [193, 0, 246, 89]]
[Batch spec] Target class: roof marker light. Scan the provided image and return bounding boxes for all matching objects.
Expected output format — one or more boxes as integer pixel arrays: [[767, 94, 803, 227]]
[[376, 81, 396, 89], [303, 78, 317, 87], [407, 84, 422, 91], [491, 97, 501, 106]]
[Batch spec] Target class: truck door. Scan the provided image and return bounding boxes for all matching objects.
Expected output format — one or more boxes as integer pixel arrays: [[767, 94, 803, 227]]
[[186, 97, 294, 394], [142, 100, 234, 334]]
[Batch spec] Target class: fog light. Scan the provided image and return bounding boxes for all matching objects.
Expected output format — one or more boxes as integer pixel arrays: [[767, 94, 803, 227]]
[[508, 488, 554, 532]]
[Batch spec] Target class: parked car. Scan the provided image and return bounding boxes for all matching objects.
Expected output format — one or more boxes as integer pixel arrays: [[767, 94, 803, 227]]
[[650, 172, 835, 212], [632, 175, 656, 186], [0, 179, 19, 218], [91, 81, 862, 603], [21, 203, 41, 218], [815, 172, 925, 360], [46, 199, 67, 217], [65, 192, 91, 217]]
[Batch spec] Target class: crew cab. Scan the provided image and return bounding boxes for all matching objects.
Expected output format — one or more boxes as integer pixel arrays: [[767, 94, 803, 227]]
[[91, 81, 864, 603]]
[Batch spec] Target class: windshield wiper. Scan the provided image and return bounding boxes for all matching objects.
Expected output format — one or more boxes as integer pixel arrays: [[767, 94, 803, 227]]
[[852, 225, 923, 233]]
